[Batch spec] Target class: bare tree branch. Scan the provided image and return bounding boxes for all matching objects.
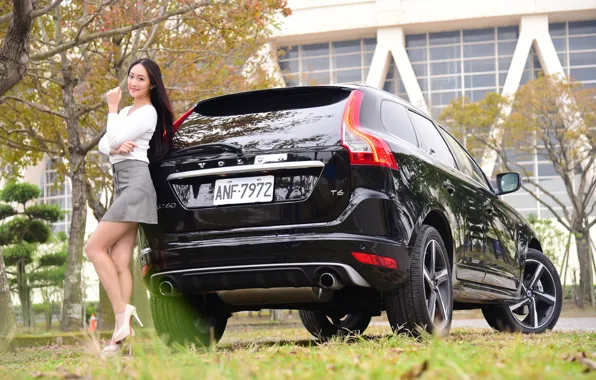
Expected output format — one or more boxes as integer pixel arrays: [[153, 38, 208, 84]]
[[0, 95, 66, 118], [81, 130, 105, 154], [31, 1, 222, 61], [0, 0, 62, 25]]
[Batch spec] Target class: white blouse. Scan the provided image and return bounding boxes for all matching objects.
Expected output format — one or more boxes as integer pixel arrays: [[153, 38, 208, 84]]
[[98, 105, 158, 164]]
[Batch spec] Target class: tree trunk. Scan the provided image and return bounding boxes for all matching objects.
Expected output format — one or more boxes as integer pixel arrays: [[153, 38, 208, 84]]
[[97, 284, 115, 331], [45, 306, 51, 331], [16, 261, 31, 328], [574, 230, 594, 308], [0, 249, 16, 352], [270, 309, 283, 321], [59, 54, 88, 331], [0, 0, 33, 97], [60, 153, 87, 331]]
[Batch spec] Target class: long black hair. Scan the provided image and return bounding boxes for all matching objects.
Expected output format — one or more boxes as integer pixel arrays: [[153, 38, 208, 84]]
[[127, 58, 174, 164]]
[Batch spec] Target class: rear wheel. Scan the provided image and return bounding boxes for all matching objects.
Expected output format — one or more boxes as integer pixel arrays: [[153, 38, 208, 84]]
[[384, 225, 453, 337], [151, 295, 228, 347], [299, 310, 372, 340], [481, 249, 562, 333]]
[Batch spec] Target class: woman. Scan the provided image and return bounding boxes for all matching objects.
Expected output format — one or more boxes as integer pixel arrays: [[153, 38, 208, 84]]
[[87, 58, 174, 355]]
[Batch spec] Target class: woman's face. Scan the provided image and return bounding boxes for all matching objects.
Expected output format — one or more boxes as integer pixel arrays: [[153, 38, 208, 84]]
[[128, 64, 152, 100]]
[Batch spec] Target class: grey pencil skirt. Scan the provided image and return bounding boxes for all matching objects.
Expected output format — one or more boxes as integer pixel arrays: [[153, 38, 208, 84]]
[[101, 160, 158, 224]]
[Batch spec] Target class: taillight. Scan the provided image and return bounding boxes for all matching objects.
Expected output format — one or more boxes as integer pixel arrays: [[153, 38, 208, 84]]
[[341, 90, 398, 170], [352, 252, 398, 269], [172, 107, 194, 133]]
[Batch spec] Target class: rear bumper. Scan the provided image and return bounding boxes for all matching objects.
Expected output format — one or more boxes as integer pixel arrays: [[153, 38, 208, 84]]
[[141, 233, 411, 294]]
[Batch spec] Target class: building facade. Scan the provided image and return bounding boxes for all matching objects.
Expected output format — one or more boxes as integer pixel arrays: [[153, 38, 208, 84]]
[[271, 0, 596, 220]]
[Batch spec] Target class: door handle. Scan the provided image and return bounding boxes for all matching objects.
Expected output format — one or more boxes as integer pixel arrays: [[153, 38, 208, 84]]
[[442, 181, 456, 195]]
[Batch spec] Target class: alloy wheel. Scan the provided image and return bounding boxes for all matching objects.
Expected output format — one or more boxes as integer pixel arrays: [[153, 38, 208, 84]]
[[423, 239, 451, 330], [508, 259, 558, 329]]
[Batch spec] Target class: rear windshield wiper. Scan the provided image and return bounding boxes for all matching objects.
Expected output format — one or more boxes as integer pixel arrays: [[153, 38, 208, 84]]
[[170, 142, 243, 157]]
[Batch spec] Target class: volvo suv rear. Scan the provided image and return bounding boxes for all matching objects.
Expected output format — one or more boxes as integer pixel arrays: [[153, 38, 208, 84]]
[[139, 85, 417, 345], [139, 85, 558, 346]]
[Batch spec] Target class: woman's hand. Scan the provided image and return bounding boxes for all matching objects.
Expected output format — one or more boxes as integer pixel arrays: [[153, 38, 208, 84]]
[[110, 141, 138, 155], [105, 87, 122, 113]]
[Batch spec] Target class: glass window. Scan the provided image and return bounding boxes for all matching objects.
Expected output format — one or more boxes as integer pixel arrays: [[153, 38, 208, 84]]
[[302, 43, 329, 57], [463, 43, 495, 58], [332, 40, 361, 54], [570, 67, 596, 82], [497, 26, 519, 40], [465, 89, 494, 102], [431, 61, 460, 76], [408, 48, 427, 63], [279, 47, 298, 60], [333, 69, 361, 83], [278, 60, 298, 72], [440, 129, 490, 188], [302, 57, 329, 71], [408, 111, 456, 168], [430, 45, 461, 61], [569, 36, 596, 50], [406, 34, 427, 48], [429, 31, 460, 46], [497, 41, 517, 56], [303, 72, 330, 85], [570, 51, 596, 66], [549, 23, 566, 37], [431, 91, 460, 106], [412, 63, 427, 77], [463, 28, 495, 43], [431, 76, 461, 92], [363, 38, 377, 51], [332, 54, 361, 69], [552, 38, 567, 52], [464, 74, 496, 88], [568, 20, 596, 35], [464, 58, 496, 73], [380, 101, 419, 147]]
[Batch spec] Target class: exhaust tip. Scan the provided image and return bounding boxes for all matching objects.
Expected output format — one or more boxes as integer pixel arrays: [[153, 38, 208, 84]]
[[159, 280, 175, 296], [319, 272, 342, 290]]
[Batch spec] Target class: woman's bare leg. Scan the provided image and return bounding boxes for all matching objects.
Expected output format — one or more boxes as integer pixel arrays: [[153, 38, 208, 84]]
[[84, 221, 137, 321], [109, 224, 139, 305]]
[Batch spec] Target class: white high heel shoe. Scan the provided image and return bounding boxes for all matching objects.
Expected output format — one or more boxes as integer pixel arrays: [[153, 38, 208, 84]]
[[112, 304, 143, 343], [100, 304, 143, 356]]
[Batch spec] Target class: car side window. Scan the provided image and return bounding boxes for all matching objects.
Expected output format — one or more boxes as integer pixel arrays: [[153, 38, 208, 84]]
[[380, 100, 419, 147], [407, 111, 456, 168], [440, 129, 491, 190]]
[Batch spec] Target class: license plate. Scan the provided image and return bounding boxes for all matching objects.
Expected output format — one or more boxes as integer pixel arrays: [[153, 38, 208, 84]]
[[213, 176, 274, 206]]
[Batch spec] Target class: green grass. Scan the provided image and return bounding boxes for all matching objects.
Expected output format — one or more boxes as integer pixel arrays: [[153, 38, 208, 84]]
[[1, 325, 595, 379]]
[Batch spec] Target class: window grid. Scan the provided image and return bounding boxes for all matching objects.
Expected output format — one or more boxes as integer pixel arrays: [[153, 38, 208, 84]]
[[40, 159, 72, 234], [278, 38, 377, 87]]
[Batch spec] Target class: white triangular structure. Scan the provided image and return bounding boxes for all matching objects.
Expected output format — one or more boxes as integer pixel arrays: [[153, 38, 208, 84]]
[[480, 15, 566, 176], [365, 27, 429, 115]]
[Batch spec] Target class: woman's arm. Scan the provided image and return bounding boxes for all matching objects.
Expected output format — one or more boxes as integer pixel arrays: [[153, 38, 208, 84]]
[[98, 135, 111, 156], [105, 106, 157, 149]]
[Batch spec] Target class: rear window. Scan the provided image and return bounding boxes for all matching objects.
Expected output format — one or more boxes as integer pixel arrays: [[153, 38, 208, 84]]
[[174, 87, 352, 150]]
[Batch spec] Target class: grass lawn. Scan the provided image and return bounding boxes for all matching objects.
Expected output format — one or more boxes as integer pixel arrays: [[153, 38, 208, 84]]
[[1, 325, 595, 379]]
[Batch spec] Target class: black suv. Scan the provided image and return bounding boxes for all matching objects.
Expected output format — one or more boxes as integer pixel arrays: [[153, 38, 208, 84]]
[[139, 85, 562, 346]]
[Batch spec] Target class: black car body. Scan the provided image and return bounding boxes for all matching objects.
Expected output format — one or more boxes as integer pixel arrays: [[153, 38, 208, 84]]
[[139, 85, 561, 345]]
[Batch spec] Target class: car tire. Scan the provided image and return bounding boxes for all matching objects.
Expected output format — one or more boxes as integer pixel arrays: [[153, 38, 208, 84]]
[[481, 249, 562, 333], [299, 310, 372, 340], [150, 294, 227, 347], [384, 225, 453, 337]]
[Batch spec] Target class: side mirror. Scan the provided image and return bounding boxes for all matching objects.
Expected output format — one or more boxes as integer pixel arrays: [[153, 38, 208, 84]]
[[496, 172, 521, 195]]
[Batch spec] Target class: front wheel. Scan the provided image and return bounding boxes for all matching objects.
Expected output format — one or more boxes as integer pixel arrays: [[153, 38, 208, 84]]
[[151, 295, 228, 347], [299, 310, 372, 340], [482, 249, 562, 333]]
